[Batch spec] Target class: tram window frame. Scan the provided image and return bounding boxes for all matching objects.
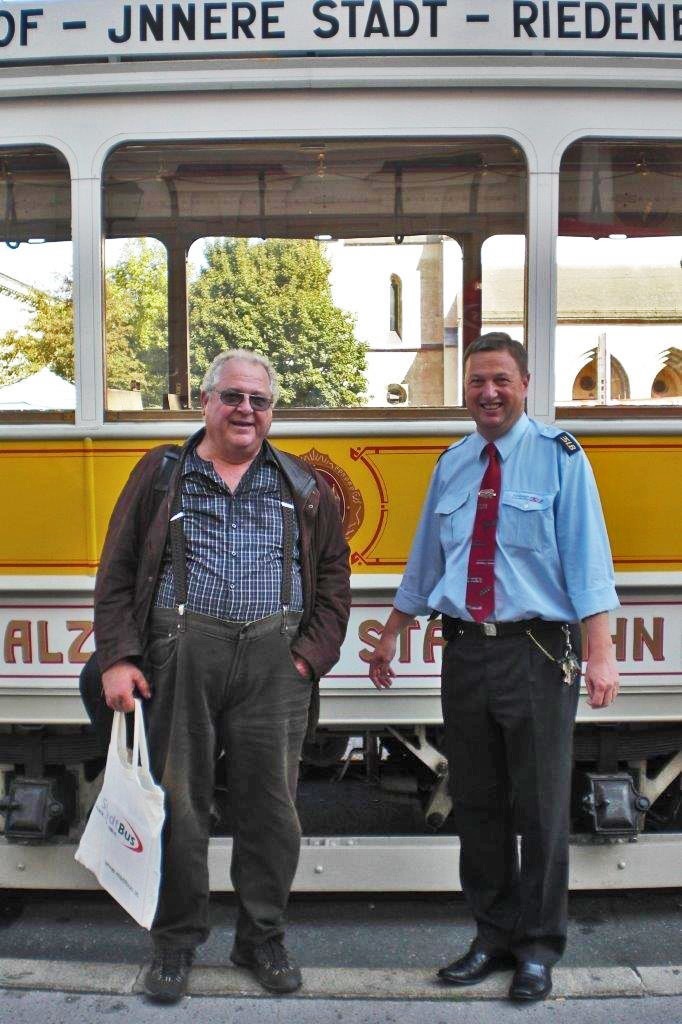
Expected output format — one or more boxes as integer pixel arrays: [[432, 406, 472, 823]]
[[555, 137, 682, 420], [0, 145, 74, 424], [102, 136, 528, 422]]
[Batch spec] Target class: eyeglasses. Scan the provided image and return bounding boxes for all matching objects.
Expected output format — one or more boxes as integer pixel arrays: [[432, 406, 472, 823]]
[[213, 388, 273, 411]]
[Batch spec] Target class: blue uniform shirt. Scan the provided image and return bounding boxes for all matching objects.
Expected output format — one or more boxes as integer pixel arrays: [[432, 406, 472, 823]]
[[395, 414, 618, 623]]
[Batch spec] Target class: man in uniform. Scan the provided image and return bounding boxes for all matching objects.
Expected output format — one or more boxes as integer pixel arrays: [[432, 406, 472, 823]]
[[369, 332, 618, 1002], [95, 350, 351, 1002]]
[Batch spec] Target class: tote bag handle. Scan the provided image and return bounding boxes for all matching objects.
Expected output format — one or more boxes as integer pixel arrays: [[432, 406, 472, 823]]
[[111, 699, 151, 776]]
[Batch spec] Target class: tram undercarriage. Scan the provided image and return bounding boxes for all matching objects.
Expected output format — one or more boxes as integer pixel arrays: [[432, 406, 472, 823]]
[[0, 712, 680, 892]]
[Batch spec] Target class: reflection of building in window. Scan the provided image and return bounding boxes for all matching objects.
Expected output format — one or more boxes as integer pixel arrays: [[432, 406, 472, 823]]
[[651, 348, 682, 399], [480, 260, 682, 407], [389, 274, 402, 339], [571, 349, 630, 401], [552, 263, 682, 406], [327, 235, 464, 407], [557, 140, 682, 408]]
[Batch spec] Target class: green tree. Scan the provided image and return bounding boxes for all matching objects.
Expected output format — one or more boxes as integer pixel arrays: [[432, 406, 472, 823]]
[[0, 277, 74, 384], [105, 238, 168, 405], [190, 238, 366, 406], [0, 236, 367, 409]]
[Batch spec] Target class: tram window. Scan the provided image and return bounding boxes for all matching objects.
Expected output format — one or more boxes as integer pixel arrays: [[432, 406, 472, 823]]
[[557, 140, 682, 414], [481, 233, 526, 346], [103, 238, 169, 410], [103, 138, 527, 417], [0, 147, 73, 421]]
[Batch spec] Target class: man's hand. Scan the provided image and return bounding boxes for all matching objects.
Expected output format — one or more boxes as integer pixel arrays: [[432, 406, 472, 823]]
[[292, 654, 313, 681], [102, 660, 152, 713], [368, 608, 416, 690], [583, 612, 619, 708]]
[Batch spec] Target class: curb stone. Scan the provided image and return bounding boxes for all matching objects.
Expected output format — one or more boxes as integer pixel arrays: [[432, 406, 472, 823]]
[[0, 959, 681, 1000], [636, 966, 682, 996]]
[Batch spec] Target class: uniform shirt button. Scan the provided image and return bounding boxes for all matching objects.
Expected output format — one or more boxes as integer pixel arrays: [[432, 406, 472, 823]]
[[231, 523, 237, 529], [229, 583, 236, 590]]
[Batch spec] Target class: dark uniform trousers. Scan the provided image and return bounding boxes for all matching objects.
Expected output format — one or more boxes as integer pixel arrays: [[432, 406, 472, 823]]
[[441, 622, 581, 966], [142, 607, 311, 952]]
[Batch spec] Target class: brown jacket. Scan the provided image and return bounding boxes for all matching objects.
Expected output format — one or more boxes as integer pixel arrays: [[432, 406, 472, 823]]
[[94, 429, 351, 683]]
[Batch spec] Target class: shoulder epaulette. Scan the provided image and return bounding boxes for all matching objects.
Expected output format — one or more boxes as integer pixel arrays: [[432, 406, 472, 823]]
[[555, 432, 581, 456]]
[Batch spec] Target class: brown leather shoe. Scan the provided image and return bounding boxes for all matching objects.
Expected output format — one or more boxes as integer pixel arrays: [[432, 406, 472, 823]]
[[438, 946, 513, 985], [509, 961, 553, 1001]]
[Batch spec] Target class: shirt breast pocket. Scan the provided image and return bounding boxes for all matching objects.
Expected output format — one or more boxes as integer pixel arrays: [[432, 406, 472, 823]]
[[499, 491, 554, 553], [435, 491, 471, 551]]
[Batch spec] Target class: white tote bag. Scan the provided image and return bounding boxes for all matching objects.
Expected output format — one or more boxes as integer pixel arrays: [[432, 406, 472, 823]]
[[75, 699, 165, 929]]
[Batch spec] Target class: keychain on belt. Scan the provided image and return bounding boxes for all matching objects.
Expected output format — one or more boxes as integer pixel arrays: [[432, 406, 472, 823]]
[[526, 624, 581, 686]]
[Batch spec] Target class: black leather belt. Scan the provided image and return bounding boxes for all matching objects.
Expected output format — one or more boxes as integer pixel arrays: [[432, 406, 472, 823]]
[[441, 615, 565, 640]]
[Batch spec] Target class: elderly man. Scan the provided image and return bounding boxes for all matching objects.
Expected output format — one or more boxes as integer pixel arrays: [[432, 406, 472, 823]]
[[95, 350, 350, 1002], [369, 333, 619, 1002]]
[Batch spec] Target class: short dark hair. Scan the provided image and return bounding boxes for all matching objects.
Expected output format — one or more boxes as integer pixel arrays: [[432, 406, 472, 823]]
[[464, 332, 529, 377]]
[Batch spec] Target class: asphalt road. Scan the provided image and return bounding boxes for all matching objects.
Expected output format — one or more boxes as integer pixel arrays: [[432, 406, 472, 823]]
[[1, 889, 680, 969], [1, 889, 681, 1022], [2, 990, 682, 1024]]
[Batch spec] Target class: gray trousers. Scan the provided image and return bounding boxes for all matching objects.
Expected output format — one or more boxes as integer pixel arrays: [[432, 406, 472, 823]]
[[441, 623, 581, 966], [143, 608, 311, 952]]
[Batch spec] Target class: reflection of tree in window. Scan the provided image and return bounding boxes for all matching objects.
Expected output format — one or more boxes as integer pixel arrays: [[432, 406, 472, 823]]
[[0, 145, 72, 408], [190, 238, 366, 408], [390, 274, 402, 339], [572, 350, 630, 401], [651, 348, 682, 399]]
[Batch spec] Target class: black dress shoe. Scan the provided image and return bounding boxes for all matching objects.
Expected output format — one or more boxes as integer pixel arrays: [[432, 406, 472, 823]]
[[438, 946, 513, 986], [509, 961, 552, 1001]]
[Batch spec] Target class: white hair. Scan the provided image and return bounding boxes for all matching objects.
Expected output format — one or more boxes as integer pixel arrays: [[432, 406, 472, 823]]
[[201, 349, 279, 403]]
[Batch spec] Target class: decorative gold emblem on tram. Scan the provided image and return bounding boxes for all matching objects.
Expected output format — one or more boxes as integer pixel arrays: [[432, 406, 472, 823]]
[[300, 448, 364, 542]]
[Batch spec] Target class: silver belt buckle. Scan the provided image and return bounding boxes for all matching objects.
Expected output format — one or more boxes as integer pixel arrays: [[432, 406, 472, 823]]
[[482, 622, 498, 637]]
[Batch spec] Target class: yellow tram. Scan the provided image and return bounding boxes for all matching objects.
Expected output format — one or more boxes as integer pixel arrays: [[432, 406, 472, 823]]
[[0, 0, 680, 890]]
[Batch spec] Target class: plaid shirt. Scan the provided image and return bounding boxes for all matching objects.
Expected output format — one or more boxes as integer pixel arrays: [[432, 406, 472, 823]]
[[154, 446, 302, 621]]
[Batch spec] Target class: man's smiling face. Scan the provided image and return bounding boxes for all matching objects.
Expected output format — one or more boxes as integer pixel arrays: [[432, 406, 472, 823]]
[[200, 358, 273, 464], [464, 349, 529, 442]]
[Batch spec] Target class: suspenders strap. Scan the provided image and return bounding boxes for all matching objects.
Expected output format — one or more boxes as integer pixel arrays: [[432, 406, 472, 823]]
[[279, 476, 295, 634], [169, 485, 188, 630]]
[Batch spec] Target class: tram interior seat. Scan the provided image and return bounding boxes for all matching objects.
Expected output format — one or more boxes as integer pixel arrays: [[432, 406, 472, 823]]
[[163, 393, 183, 411], [106, 388, 143, 411]]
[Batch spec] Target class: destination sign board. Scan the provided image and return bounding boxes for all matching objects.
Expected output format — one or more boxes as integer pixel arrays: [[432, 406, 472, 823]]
[[0, 1, 681, 63]]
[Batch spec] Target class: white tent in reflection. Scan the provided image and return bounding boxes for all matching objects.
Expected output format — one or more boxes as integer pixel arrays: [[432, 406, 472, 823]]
[[0, 367, 75, 410]]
